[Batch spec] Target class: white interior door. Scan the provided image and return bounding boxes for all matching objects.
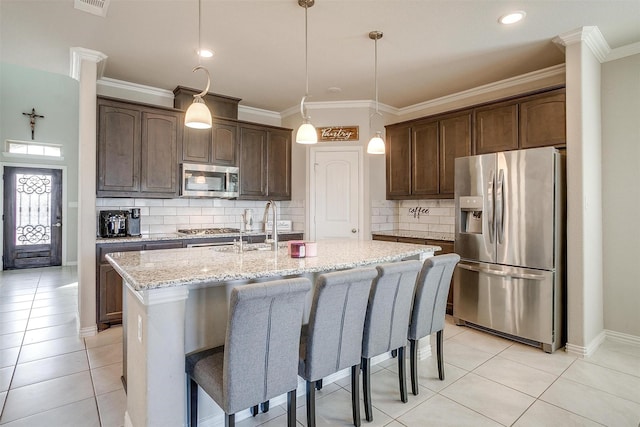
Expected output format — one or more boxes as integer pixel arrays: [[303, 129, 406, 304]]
[[310, 147, 362, 240]]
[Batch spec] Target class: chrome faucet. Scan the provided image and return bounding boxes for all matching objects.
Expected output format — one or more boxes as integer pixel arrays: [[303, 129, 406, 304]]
[[262, 200, 278, 251]]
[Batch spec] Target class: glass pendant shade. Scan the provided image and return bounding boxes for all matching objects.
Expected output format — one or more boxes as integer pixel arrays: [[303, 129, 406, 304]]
[[185, 96, 212, 129], [367, 132, 385, 154], [296, 122, 318, 144]]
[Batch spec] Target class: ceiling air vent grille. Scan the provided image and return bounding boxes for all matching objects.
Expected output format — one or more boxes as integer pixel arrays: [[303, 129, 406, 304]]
[[74, 0, 110, 17]]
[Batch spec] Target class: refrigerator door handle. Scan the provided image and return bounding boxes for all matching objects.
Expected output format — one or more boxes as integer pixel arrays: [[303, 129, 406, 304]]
[[487, 170, 495, 244], [458, 263, 546, 281], [496, 168, 505, 244]]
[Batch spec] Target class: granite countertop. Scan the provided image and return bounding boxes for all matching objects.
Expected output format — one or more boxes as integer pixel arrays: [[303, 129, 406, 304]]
[[106, 239, 440, 291], [96, 230, 304, 244], [372, 230, 455, 242]]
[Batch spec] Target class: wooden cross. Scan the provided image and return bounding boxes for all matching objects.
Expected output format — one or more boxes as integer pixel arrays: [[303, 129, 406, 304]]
[[22, 108, 45, 140]]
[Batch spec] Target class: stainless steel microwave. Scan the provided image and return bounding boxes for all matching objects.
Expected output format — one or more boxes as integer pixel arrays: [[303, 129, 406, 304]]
[[180, 163, 239, 198]]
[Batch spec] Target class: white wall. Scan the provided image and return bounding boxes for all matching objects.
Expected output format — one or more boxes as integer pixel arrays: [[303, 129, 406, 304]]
[[601, 53, 640, 338], [0, 62, 80, 264]]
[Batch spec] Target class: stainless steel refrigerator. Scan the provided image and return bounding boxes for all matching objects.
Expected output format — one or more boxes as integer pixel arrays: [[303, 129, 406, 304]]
[[453, 147, 565, 352]]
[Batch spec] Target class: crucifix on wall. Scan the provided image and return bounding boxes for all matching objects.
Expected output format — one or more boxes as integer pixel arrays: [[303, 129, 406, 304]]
[[22, 108, 45, 140]]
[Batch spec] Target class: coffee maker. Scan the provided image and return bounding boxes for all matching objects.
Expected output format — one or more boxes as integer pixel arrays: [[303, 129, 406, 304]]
[[127, 208, 141, 237], [99, 210, 128, 238]]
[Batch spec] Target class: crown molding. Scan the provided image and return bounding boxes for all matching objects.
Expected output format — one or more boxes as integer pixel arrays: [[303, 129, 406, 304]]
[[398, 64, 566, 117], [97, 77, 175, 101], [70, 47, 107, 81], [281, 99, 397, 118], [238, 104, 282, 122], [606, 41, 640, 62], [553, 26, 611, 63]]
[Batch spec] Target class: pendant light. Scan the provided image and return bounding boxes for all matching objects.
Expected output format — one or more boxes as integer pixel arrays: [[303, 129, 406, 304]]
[[295, 0, 317, 144], [367, 31, 385, 154], [184, 0, 212, 129]]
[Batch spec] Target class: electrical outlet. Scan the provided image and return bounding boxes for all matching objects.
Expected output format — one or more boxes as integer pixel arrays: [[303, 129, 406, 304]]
[[137, 315, 142, 343]]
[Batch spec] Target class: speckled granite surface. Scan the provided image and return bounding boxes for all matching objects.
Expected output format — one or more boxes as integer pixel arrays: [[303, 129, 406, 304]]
[[96, 230, 304, 244], [372, 230, 454, 242], [106, 239, 439, 291]]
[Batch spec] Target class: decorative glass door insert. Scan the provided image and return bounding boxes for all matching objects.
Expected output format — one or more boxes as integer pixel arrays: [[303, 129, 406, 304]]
[[15, 173, 52, 246]]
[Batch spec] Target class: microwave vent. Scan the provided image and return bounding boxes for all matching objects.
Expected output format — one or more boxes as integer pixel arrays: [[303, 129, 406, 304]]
[[74, 0, 110, 17]]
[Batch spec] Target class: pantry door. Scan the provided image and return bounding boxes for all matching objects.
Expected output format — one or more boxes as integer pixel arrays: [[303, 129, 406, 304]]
[[310, 147, 363, 240], [3, 166, 63, 269]]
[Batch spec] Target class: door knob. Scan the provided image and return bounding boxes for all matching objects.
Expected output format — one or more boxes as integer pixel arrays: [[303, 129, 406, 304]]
[[53, 222, 62, 227], [351, 228, 357, 233]]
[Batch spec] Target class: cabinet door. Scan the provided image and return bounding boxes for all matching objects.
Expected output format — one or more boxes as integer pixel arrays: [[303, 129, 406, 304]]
[[440, 112, 472, 196], [212, 120, 238, 166], [412, 121, 439, 196], [266, 129, 291, 200], [98, 264, 124, 326], [475, 102, 518, 154], [520, 91, 566, 149], [182, 126, 211, 163], [239, 126, 267, 198], [97, 103, 141, 193], [140, 111, 179, 195], [385, 124, 412, 198]]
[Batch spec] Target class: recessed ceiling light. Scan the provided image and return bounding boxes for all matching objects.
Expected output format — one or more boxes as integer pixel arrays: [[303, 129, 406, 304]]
[[499, 11, 526, 25], [197, 49, 214, 58]]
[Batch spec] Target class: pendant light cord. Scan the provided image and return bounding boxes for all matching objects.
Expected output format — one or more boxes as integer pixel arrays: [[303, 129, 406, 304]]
[[374, 36, 379, 114], [304, 3, 309, 97], [198, 0, 202, 66]]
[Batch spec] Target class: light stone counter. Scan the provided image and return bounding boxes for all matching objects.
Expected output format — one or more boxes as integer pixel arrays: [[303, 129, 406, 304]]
[[109, 239, 438, 427], [106, 239, 439, 292], [96, 230, 304, 244]]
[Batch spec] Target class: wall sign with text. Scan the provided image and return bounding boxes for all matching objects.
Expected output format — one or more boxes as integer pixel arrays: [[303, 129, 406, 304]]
[[317, 126, 359, 142]]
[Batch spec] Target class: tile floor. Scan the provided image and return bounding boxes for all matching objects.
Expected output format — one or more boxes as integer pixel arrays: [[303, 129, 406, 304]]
[[1, 266, 639, 427]]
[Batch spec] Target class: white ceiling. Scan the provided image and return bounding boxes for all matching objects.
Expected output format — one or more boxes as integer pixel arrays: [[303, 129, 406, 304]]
[[2, 0, 639, 113]]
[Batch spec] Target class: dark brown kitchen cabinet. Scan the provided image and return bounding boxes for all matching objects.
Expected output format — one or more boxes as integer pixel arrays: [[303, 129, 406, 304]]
[[239, 124, 292, 200], [519, 90, 566, 149], [385, 124, 412, 197], [97, 97, 181, 198], [180, 118, 238, 166], [475, 101, 519, 154], [386, 111, 471, 199]]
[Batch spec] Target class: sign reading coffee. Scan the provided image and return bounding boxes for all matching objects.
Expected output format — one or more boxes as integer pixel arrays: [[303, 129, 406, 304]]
[[317, 126, 359, 142]]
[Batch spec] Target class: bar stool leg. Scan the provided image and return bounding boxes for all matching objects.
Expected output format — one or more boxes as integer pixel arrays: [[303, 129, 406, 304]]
[[397, 346, 408, 403], [315, 379, 323, 390], [362, 357, 373, 422], [260, 401, 270, 413], [351, 364, 361, 427], [436, 330, 445, 380], [287, 390, 297, 427], [251, 405, 258, 417], [409, 339, 419, 395], [225, 413, 235, 427], [188, 377, 198, 427], [306, 380, 316, 427]]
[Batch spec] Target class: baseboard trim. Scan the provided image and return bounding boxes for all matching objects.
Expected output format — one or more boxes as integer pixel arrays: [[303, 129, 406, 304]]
[[79, 325, 97, 338], [605, 329, 640, 346], [566, 330, 607, 358]]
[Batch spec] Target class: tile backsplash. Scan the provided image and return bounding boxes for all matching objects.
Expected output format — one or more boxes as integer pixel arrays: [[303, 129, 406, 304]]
[[371, 199, 455, 233], [96, 198, 304, 235]]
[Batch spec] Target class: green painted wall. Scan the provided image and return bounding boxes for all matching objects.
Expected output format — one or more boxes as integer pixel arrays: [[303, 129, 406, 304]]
[[1, 62, 79, 263]]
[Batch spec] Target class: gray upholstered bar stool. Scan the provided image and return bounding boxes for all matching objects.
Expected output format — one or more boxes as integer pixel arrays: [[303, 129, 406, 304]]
[[408, 253, 460, 394], [185, 278, 311, 427], [361, 260, 422, 422], [298, 267, 378, 427]]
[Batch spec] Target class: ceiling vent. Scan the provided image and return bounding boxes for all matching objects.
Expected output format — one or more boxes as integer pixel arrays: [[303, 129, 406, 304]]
[[74, 0, 110, 17]]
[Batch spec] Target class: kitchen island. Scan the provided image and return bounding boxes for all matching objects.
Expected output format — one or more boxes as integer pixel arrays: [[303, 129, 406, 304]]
[[107, 239, 439, 427]]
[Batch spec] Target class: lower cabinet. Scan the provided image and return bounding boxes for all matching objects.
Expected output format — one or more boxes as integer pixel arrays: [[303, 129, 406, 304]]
[[372, 234, 455, 314]]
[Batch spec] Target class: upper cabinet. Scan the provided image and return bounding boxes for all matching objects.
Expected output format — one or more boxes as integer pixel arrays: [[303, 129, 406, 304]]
[[385, 87, 565, 200], [97, 97, 181, 198], [386, 111, 471, 200], [238, 124, 291, 200]]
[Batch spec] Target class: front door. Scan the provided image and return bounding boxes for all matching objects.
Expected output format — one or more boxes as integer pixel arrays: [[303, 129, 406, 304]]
[[310, 147, 362, 240], [3, 167, 63, 269]]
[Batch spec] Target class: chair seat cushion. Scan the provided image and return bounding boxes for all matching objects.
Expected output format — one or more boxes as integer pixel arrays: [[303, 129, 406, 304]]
[[186, 345, 226, 410]]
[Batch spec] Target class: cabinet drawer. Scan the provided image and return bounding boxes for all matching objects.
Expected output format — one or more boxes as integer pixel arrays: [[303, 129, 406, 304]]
[[144, 241, 183, 250]]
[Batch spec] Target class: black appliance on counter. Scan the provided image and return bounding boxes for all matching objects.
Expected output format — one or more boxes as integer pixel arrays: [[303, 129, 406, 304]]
[[99, 210, 129, 238], [127, 208, 142, 237]]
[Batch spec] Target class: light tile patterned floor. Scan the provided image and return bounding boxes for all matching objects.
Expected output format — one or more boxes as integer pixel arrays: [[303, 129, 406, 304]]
[[1, 266, 639, 426]]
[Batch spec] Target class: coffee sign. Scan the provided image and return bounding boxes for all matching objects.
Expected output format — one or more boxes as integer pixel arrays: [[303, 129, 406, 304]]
[[317, 126, 359, 142]]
